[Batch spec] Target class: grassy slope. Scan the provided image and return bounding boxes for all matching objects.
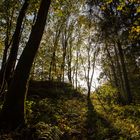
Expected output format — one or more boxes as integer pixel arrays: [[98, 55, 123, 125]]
[[0, 80, 140, 140], [93, 97, 140, 140]]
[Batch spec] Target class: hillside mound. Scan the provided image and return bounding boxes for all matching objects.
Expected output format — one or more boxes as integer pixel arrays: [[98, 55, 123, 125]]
[[25, 81, 119, 140], [1, 81, 140, 140]]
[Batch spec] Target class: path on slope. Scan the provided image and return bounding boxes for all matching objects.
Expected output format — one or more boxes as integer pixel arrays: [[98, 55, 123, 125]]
[[26, 80, 119, 140]]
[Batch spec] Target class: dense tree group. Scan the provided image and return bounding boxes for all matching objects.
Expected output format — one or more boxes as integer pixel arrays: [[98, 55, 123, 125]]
[[0, 0, 139, 131]]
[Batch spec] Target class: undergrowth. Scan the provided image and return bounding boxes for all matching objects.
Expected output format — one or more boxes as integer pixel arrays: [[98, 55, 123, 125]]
[[0, 81, 140, 140], [93, 83, 140, 140]]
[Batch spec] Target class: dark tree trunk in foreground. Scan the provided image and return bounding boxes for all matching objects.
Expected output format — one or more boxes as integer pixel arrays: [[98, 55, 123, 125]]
[[0, 0, 51, 130], [0, 1, 15, 73], [5, 0, 30, 84], [0, 0, 29, 93], [1, 30, 10, 70], [117, 41, 132, 104]]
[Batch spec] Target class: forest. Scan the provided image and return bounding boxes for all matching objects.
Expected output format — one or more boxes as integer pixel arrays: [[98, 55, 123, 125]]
[[0, 0, 140, 139]]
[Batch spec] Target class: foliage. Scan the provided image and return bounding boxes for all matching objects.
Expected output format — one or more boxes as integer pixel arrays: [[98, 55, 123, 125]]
[[32, 122, 62, 140], [95, 83, 118, 105], [25, 81, 140, 139], [0, 0, 139, 139], [0, 80, 140, 139], [93, 83, 140, 139]]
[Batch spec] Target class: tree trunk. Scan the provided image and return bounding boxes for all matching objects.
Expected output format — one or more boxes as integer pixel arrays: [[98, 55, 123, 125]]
[[106, 46, 118, 87], [105, 45, 124, 104], [0, 0, 30, 96], [5, 0, 30, 85], [0, 39, 9, 89], [61, 31, 67, 82], [0, 0, 15, 71], [114, 44, 127, 104], [1, 33, 10, 70], [0, 9, 14, 89], [117, 41, 132, 104], [75, 47, 79, 89], [67, 38, 72, 84], [0, 0, 51, 130], [49, 25, 61, 80]]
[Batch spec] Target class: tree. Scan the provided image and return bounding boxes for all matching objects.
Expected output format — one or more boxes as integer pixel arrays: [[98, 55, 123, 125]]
[[0, 0, 30, 95], [0, 0, 51, 130], [87, 0, 139, 104], [0, 0, 21, 70]]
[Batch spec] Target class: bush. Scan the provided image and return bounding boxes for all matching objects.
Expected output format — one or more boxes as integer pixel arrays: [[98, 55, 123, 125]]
[[96, 83, 118, 105]]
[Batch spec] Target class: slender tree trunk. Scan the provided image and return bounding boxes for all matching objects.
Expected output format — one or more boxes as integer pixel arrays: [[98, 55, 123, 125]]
[[0, 0, 51, 130], [106, 46, 118, 88], [61, 31, 67, 82], [114, 44, 126, 104], [1, 32, 10, 69], [87, 44, 91, 98], [67, 38, 72, 84], [0, 0, 30, 96], [75, 47, 79, 89], [4, 0, 30, 85], [75, 28, 81, 89], [0, 0, 15, 71], [49, 25, 62, 80], [61, 48, 66, 82], [117, 41, 132, 104], [0, 8, 14, 88], [105, 45, 124, 104], [0, 37, 10, 88], [72, 66, 75, 86], [49, 52, 54, 80], [87, 11, 92, 98]]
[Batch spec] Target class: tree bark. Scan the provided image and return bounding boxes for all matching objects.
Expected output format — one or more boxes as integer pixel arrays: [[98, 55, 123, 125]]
[[114, 44, 126, 104], [105, 44, 124, 104], [75, 48, 79, 89], [1, 30, 10, 70], [61, 29, 68, 82], [49, 25, 62, 80], [5, 0, 30, 85], [117, 41, 132, 104], [0, 6, 15, 89], [106, 46, 118, 87], [67, 36, 73, 84], [0, 0, 51, 130], [0, 0, 15, 71], [0, 0, 30, 96]]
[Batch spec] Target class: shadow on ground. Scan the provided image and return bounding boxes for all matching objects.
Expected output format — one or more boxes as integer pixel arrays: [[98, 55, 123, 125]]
[[28, 81, 122, 140], [85, 97, 120, 140]]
